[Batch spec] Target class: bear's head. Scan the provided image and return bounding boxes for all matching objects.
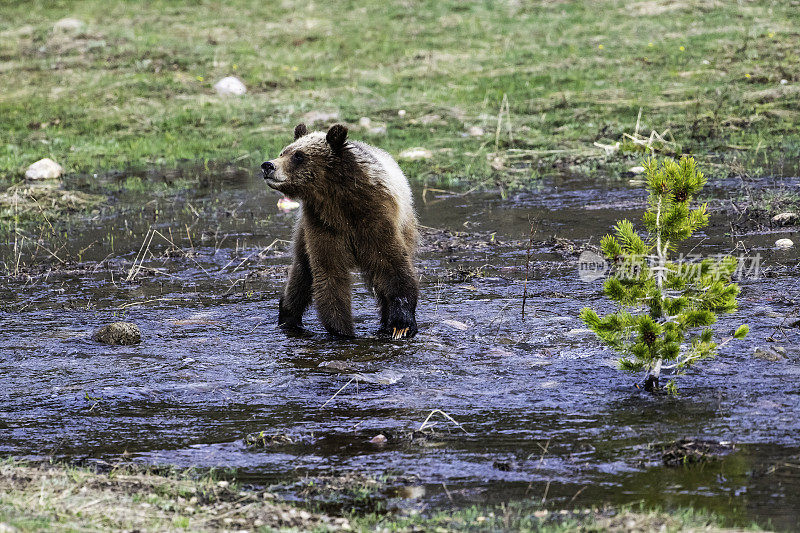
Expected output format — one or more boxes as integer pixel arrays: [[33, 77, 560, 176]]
[[261, 123, 349, 199]]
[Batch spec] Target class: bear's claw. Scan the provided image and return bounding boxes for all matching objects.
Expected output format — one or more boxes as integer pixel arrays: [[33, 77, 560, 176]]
[[392, 327, 410, 339]]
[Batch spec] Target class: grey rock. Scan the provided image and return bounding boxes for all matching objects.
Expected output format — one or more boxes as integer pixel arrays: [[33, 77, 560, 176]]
[[92, 322, 141, 345], [213, 76, 246, 96], [772, 212, 799, 226], [24, 158, 62, 181]]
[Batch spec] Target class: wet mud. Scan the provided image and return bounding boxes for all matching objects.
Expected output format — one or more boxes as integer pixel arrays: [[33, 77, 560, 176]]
[[1, 171, 799, 529]]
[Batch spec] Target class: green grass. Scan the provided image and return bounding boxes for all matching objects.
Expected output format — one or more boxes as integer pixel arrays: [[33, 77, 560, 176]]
[[0, 460, 756, 532], [1, 0, 799, 189], [352, 502, 749, 533]]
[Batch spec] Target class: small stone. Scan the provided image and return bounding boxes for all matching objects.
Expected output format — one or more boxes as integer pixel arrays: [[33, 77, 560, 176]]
[[780, 79, 788, 85], [493, 459, 514, 471], [397, 109, 406, 117], [359, 117, 386, 135], [629, 165, 646, 174], [772, 212, 798, 226], [92, 322, 141, 345], [533, 510, 549, 518], [25, 158, 62, 181], [213, 76, 246, 96], [466, 125, 485, 136], [369, 434, 387, 444], [398, 147, 433, 161], [753, 346, 783, 361], [417, 113, 442, 125], [217, 480, 229, 488], [53, 18, 85, 34], [775, 238, 794, 249], [397, 486, 425, 499], [443, 319, 469, 330]]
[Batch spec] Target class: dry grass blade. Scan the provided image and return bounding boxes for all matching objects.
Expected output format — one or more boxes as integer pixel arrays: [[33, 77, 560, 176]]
[[151, 228, 210, 276], [220, 238, 288, 273], [418, 409, 468, 434], [494, 93, 513, 151], [126, 228, 155, 281]]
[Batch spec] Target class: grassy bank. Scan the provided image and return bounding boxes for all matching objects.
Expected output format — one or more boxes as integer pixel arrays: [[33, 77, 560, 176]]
[[1, 0, 799, 188], [0, 460, 750, 532]]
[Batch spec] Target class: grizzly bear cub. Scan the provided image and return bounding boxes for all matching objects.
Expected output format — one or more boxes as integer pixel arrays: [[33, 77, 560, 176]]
[[261, 123, 419, 339]]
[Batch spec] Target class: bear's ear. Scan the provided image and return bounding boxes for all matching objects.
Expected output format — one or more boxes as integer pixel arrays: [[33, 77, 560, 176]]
[[326, 124, 348, 152], [294, 123, 308, 140]]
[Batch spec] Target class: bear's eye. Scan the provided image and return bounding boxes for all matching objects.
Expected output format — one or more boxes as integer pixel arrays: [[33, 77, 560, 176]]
[[291, 151, 305, 164]]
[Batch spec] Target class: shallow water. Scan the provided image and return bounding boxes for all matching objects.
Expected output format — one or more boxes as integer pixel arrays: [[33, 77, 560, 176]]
[[1, 171, 799, 529]]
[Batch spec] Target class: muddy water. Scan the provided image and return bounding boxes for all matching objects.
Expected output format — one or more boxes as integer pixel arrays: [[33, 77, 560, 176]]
[[1, 171, 799, 529]]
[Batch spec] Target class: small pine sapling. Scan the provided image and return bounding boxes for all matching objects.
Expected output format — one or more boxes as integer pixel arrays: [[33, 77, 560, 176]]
[[580, 157, 748, 393]]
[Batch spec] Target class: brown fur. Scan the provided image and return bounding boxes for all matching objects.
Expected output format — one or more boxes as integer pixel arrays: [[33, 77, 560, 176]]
[[262, 124, 419, 338]]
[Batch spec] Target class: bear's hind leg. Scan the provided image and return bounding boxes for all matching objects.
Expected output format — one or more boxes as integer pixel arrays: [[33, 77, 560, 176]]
[[279, 226, 313, 330]]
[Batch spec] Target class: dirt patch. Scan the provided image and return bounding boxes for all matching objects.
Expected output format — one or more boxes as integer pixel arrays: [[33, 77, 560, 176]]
[[418, 226, 512, 254], [744, 85, 800, 103], [0, 184, 104, 221], [633, 0, 723, 15]]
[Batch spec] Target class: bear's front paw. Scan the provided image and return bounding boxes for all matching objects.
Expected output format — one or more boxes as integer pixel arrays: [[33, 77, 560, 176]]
[[383, 297, 417, 339]]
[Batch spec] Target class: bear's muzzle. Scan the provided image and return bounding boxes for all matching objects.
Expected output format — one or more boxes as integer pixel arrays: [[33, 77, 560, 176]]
[[261, 161, 276, 180]]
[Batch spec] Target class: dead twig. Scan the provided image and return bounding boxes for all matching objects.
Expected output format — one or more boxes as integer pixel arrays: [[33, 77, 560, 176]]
[[321, 377, 356, 408], [522, 216, 538, 320]]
